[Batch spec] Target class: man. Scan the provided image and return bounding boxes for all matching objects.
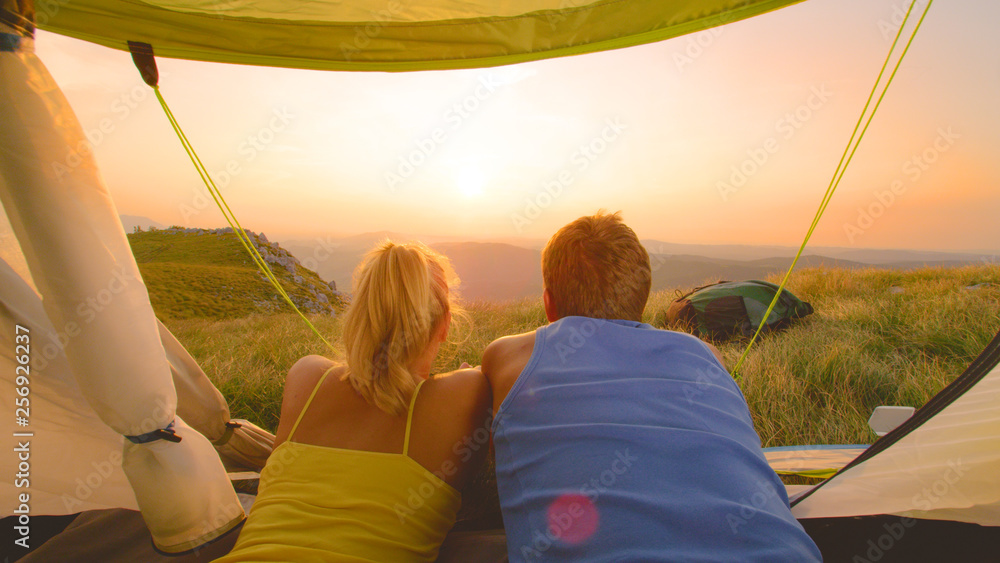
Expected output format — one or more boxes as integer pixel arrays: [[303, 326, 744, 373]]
[[482, 211, 821, 561]]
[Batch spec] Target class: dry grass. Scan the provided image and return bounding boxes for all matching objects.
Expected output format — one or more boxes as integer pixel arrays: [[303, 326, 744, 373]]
[[167, 264, 1000, 447]]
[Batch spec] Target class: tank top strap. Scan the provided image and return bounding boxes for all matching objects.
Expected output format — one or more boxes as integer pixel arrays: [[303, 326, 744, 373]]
[[287, 363, 338, 442], [402, 378, 427, 456]]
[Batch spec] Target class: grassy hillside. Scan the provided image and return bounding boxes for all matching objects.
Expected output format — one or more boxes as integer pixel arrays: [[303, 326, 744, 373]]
[[129, 227, 346, 320], [705, 265, 999, 446], [165, 264, 1000, 446]]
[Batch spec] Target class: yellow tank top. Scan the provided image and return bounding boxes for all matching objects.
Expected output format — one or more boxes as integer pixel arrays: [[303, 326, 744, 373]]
[[214, 374, 461, 562]]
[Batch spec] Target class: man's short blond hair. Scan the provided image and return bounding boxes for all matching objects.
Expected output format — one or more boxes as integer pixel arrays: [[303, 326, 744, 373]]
[[542, 211, 651, 322]]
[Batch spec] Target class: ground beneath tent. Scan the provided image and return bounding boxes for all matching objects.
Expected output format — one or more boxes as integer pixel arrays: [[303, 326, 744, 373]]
[[800, 515, 1000, 562]]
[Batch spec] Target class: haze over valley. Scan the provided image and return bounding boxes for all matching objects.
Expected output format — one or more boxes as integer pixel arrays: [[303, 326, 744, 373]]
[[122, 216, 997, 302]]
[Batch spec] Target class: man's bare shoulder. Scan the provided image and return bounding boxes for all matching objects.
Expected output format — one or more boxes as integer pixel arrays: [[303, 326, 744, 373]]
[[482, 330, 538, 411], [483, 331, 537, 364]]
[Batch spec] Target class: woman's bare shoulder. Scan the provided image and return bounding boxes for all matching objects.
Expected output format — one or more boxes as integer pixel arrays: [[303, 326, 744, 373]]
[[286, 354, 344, 388], [274, 356, 344, 445], [289, 354, 338, 377], [424, 368, 491, 419]]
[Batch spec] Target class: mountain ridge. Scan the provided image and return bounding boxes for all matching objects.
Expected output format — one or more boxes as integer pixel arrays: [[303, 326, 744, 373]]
[[128, 226, 346, 320], [120, 217, 995, 304]]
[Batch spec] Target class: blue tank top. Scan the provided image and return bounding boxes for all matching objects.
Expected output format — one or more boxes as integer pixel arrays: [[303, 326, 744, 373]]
[[492, 317, 821, 562]]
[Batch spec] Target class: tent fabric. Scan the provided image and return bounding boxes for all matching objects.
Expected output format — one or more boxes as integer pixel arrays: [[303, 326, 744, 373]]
[[158, 321, 231, 443], [764, 445, 869, 476], [791, 329, 1000, 525], [0, 251, 274, 510], [156, 319, 275, 472], [0, 32, 244, 552], [34, 0, 804, 71], [661, 279, 813, 339], [4, 0, 1000, 552], [0, 257, 140, 516]]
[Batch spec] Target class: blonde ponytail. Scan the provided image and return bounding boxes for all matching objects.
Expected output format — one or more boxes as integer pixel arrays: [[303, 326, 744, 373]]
[[340, 241, 457, 414]]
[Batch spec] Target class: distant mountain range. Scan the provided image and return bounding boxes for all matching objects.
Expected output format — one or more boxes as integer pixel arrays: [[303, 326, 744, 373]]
[[638, 239, 993, 266], [281, 233, 995, 302], [121, 216, 996, 303]]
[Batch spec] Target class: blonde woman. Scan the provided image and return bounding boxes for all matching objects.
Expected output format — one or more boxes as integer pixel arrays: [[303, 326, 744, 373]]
[[216, 241, 491, 562]]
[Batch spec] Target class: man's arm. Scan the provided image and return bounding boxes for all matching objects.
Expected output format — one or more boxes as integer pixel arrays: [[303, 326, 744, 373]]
[[705, 341, 726, 369], [481, 331, 536, 415]]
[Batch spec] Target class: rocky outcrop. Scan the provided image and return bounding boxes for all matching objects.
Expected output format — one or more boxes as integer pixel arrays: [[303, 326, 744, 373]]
[[155, 226, 345, 315]]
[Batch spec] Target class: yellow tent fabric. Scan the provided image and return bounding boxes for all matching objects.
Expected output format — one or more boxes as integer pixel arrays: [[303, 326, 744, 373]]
[[36, 0, 803, 71]]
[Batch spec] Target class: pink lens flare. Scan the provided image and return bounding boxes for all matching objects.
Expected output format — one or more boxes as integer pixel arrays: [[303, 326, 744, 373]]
[[547, 493, 598, 545]]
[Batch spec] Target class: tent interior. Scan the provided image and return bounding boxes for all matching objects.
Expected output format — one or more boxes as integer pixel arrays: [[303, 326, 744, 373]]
[[1, 0, 999, 560]]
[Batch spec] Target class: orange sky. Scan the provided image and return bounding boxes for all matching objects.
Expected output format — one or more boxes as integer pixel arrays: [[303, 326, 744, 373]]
[[36, 0, 1000, 252]]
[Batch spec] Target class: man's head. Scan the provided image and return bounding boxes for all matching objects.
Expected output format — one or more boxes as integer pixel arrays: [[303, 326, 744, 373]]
[[541, 211, 651, 322]]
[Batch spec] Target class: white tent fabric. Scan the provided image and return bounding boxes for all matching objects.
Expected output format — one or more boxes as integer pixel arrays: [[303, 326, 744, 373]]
[[764, 445, 868, 476], [155, 317, 275, 473], [0, 256, 140, 515], [0, 247, 274, 508], [0, 30, 244, 552], [792, 361, 1000, 525]]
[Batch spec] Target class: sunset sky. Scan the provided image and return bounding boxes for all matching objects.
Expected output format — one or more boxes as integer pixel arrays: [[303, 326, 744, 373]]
[[35, 0, 1000, 252]]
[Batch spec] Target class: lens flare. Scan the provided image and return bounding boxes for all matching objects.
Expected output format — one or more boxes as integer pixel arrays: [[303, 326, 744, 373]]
[[547, 493, 598, 545]]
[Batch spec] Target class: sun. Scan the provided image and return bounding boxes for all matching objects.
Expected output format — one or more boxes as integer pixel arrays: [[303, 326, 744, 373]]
[[455, 165, 486, 198]]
